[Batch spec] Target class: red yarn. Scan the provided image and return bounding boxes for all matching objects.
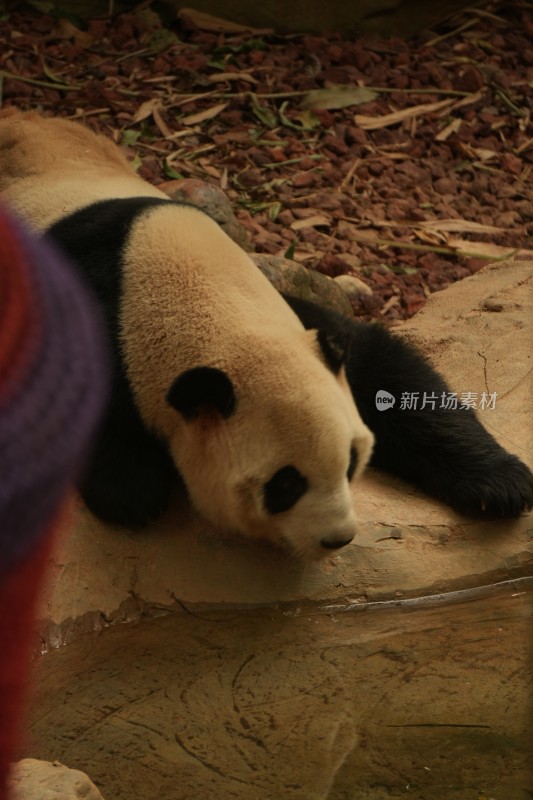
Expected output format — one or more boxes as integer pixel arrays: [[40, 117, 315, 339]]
[[0, 527, 55, 800], [0, 214, 41, 408]]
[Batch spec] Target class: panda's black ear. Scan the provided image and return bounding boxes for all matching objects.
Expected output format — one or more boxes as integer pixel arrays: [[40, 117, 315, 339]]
[[316, 329, 346, 374], [167, 367, 236, 420]]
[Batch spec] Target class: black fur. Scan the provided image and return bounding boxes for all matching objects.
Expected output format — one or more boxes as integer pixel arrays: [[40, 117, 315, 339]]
[[48, 197, 180, 526], [316, 329, 345, 373], [284, 295, 533, 518], [167, 367, 236, 419], [46, 198, 533, 526]]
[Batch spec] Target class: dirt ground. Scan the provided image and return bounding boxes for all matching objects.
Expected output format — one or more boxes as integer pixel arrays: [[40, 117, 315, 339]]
[[1, 1, 532, 321], [25, 586, 532, 800]]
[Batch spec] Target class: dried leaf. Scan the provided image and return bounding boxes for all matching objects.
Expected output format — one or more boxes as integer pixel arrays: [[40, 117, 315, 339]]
[[435, 118, 462, 141], [380, 295, 400, 315], [132, 98, 160, 124], [418, 218, 504, 234], [472, 147, 498, 162], [206, 72, 258, 84], [152, 106, 173, 138], [198, 159, 222, 178], [446, 238, 533, 259], [446, 90, 484, 113], [355, 98, 453, 130], [301, 86, 377, 111], [414, 229, 446, 245], [290, 215, 331, 230], [181, 102, 228, 126], [53, 19, 95, 49], [177, 8, 273, 35]]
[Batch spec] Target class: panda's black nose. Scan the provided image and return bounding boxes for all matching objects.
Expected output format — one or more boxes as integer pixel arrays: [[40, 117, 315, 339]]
[[320, 536, 354, 550]]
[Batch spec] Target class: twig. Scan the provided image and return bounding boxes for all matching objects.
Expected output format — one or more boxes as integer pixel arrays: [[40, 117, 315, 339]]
[[423, 18, 479, 48], [0, 70, 80, 91], [338, 229, 519, 260], [493, 86, 527, 117]]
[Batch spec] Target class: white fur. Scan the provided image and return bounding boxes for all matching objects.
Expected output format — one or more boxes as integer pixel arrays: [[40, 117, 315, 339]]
[[122, 205, 374, 557]]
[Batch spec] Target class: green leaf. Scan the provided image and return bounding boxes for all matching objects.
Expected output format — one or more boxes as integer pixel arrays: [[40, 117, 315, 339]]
[[301, 86, 377, 111], [284, 240, 297, 260], [267, 202, 282, 221], [24, 0, 55, 12], [148, 28, 180, 53], [380, 263, 418, 275], [42, 61, 70, 84], [279, 101, 320, 131], [131, 153, 142, 172], [250, 94, 277, 128], [120, 129, 141, 147], [163, 161, 184, 180]]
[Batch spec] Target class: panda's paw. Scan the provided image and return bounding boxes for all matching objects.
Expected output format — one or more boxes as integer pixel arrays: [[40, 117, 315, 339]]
[[450, 456, 533, 519]]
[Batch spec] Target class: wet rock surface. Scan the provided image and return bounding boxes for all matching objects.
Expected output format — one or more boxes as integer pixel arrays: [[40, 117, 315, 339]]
[[26, 589, 533, 800]]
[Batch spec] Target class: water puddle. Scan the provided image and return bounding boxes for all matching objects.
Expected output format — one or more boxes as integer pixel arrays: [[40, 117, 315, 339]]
[[25, 580, 532, 800]]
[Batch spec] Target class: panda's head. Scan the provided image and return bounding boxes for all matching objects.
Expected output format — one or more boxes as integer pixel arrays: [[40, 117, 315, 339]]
[[163, 329, 373, 559]]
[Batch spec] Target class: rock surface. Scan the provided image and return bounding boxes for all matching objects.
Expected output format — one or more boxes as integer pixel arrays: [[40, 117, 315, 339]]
[[8, 759, 104, 800], [173, 0, 473, 37], [36, 258, 533, 647], [250, 253, 353, 315], [26, 591, 532, 800]]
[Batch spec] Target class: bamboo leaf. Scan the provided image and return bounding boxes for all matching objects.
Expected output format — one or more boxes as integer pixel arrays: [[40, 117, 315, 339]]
[[355, 98, 453, 130], [301, 86, 377, 111], [181, 102, 228, 125]]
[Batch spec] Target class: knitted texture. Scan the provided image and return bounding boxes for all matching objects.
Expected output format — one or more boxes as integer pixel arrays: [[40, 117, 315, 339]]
[[0, 207, 108, 577], [0, 206, 108, 800]]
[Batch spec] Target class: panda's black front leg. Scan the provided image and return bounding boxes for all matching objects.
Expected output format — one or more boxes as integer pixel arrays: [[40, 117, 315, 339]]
[[284, 295, 533, 518], [81, 405, 177, 528]]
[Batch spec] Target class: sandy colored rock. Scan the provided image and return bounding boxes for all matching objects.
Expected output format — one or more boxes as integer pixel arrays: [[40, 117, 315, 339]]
[[8, 759, 104, 800], [333, 273, 373, 298]]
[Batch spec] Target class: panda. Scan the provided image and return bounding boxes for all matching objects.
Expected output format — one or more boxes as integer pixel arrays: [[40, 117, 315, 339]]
[[1, 110, 532, 559]]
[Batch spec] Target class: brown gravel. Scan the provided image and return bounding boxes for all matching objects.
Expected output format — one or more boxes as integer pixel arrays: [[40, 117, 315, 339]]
[[0, 1, 532, 321]]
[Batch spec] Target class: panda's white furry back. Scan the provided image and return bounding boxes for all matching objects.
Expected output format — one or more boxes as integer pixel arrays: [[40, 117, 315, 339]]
[[0, 108, 167, 229], [0, 109, 375, 558]]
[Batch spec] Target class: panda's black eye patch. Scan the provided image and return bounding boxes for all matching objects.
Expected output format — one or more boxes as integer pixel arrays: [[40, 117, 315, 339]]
[[264, 466, 308, 515], [347, 446, 357, 481]]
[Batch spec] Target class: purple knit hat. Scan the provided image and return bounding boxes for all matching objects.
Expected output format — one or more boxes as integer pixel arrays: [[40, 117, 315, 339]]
[[0, 207, 108, 576]]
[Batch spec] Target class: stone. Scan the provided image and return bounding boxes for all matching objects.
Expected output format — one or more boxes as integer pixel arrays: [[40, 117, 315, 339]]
[[164, 0, 475, 38], [333, 273, 372, 298], [8, 759, 105, 800], [249, 253, 353, 316]]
